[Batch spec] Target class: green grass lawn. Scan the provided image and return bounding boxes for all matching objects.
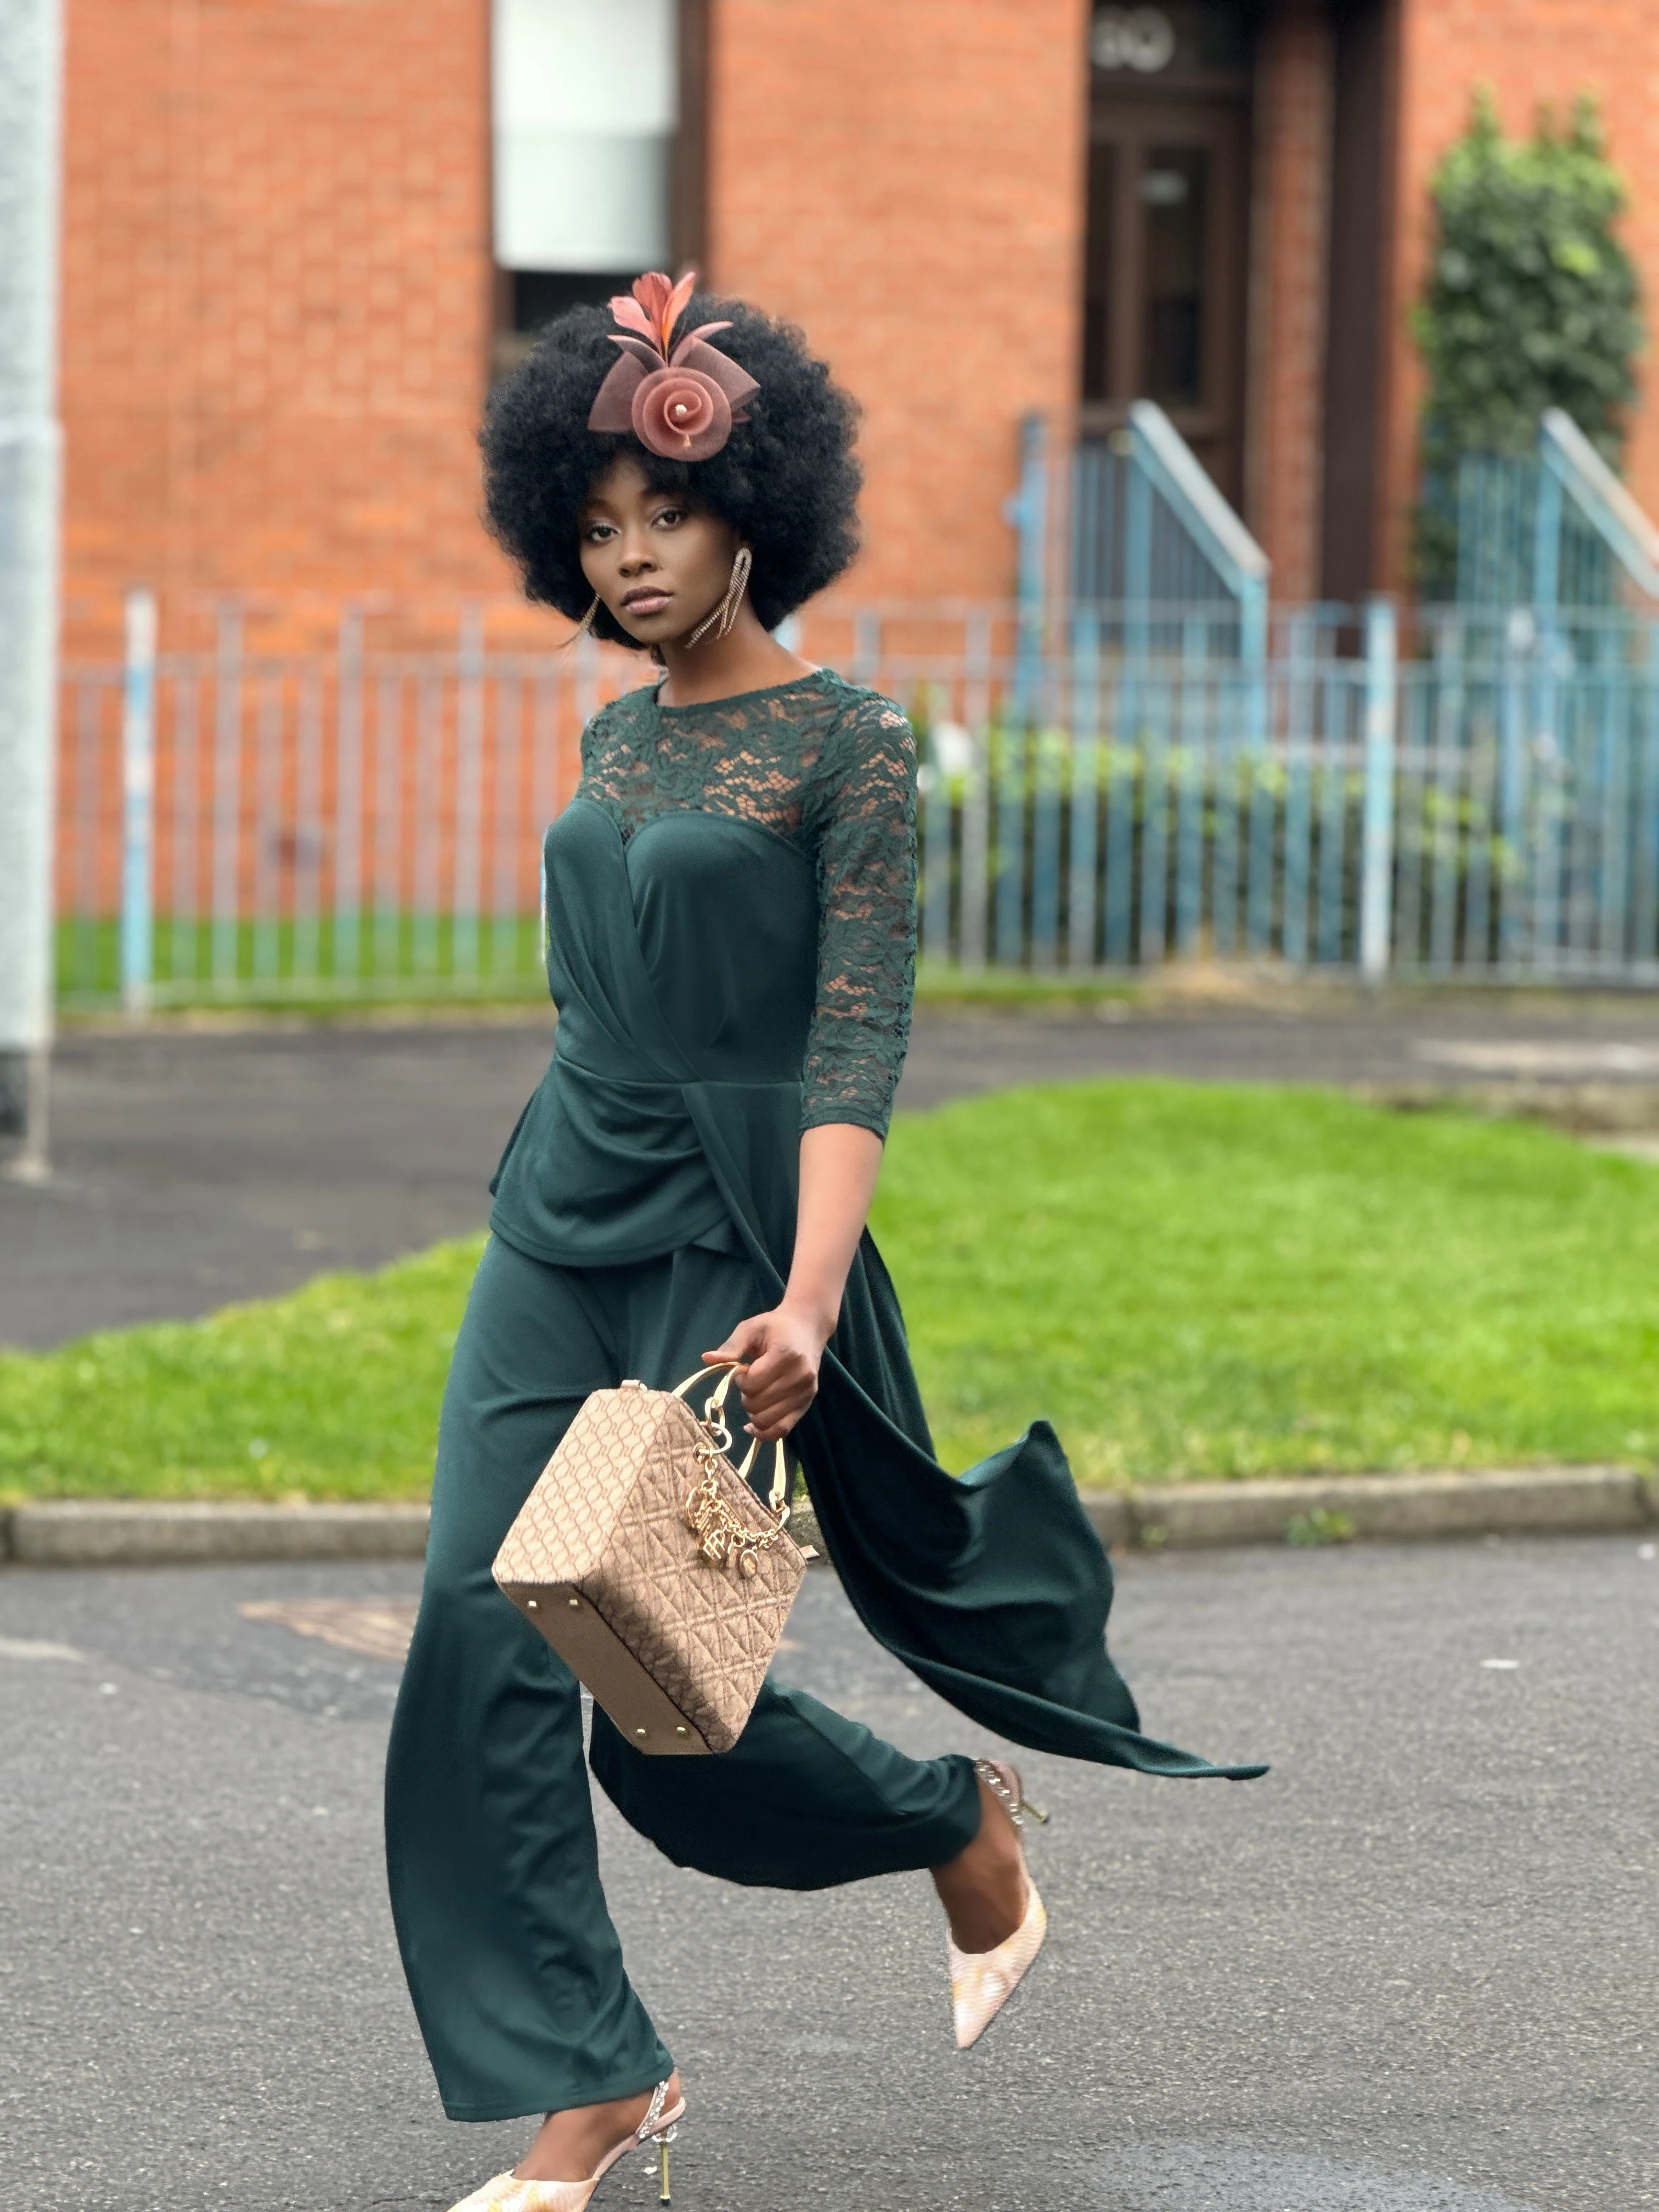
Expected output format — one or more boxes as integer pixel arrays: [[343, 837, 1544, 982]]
[[4, 1081, 1658, 1503]]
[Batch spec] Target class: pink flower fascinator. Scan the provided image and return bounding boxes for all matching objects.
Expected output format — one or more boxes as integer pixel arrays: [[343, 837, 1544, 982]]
[[586, 270, 760, 461]]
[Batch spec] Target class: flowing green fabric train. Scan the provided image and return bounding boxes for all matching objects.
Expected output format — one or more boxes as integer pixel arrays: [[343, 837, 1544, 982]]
[[490, 796, 1266, 1785]]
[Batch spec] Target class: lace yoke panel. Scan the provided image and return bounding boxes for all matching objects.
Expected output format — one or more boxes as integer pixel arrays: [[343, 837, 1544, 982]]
[[575, 669, 917, 1136]]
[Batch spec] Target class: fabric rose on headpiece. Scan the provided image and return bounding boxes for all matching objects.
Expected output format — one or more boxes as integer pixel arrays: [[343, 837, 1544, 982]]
[[586, 270, 760, 461]]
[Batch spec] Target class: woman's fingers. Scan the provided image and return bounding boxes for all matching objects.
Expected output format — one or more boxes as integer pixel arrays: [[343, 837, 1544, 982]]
[[700, 1318, 766, 1368]]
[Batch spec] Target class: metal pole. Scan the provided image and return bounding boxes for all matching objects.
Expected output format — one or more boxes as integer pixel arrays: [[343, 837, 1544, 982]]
[[120, 588, 158, 1018], [0, 0, 64, 1178], [1359, 597, 1398, 980]]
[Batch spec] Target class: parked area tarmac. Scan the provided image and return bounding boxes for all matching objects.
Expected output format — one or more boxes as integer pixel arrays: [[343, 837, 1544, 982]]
[[7, 989, 1659, 1347], [1, 1532, 1653, 2212]]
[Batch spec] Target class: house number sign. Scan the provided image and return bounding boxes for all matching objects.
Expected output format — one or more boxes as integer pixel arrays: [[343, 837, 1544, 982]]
[[1090, 7, 1178, 73]]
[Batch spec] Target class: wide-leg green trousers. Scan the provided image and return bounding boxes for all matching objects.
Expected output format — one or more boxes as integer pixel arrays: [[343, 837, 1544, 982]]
[[385, 1232, 980, 2123]]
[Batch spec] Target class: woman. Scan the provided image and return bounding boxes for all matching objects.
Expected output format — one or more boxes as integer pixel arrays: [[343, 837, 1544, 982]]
[[386, 273, 1263, 2212]]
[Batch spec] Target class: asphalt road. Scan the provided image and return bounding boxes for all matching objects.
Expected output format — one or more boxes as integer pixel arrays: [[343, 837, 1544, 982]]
[[1, 1535, 1652, 2212], [8, 993, 1659, 1348]]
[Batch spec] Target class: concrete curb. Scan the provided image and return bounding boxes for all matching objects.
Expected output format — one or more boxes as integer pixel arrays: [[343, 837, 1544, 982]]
[[2, 1499, 430, 1567], [1, 1467, 1652, 1568], [1077, 1463, 1655, 1553]]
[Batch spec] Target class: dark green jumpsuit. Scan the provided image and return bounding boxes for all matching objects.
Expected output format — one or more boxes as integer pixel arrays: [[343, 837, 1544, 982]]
[[385, 671, 1263, 2123]]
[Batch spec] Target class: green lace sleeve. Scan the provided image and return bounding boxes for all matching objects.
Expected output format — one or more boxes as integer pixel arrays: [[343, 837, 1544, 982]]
[[800, 692, 918, 1138]]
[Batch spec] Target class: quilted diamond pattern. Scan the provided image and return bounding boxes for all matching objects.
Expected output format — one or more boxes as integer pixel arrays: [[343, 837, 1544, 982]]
[[493, 1384, 805, 1754]]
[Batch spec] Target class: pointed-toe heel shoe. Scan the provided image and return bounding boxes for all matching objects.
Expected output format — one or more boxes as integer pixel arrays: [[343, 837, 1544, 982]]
[[948, 1758, 1051, 2050], [447, 2079, 686, 2212]]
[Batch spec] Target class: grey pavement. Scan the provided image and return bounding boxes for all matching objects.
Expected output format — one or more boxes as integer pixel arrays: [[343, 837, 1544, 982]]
[[8, 992, 1659, 1349], [2, 1535, 1654, 2211]]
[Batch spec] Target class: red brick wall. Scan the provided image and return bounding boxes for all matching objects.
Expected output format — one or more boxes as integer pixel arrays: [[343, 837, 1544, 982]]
[[1246, 0, 1333, 602], [60, 0, 507, 649], [1380, 0, 1659, 591], [706, 0, 1091, 606]]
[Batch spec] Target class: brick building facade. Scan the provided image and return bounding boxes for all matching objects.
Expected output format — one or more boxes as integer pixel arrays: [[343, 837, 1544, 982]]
[[55, 0, 1659, 646]]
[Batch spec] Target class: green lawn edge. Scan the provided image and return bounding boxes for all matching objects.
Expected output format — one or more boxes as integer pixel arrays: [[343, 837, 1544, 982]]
[[5, 1079, 1657, 1502]]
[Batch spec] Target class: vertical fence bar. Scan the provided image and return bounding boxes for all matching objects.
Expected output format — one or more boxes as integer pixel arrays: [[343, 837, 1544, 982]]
[[1211, 662, 1241, 955], [957, 612, 991, 968], [1427, 618, 1463, 972], [170, 664, 200, 990], [334, 606, 364, 987], [1598, 643, 1630, 968], [413, 669, 441, 976], [294, 663, 323, 986], [251, 673, 281, 983], [1137, 668, 1170, 963], [1392, 671, 1426, 973], [453, 606, 485, 981], [919, 685, 952, 966], [373, 669, 402, 979], [1634, 622, 1659, 966], [1029, 720, 1062, 969], [492, 664, 523, 980], [1281, 609, 1313, 964], [1242, 577, 1272, 950], [1173, 616, 1205, 953], [119, 588, 157, 1015], [1359, 597, 1397, 978], [211, 601, 243, 990], [1462, 711, 1496, 972], [1314, 658, 1347, 964], [1066, 611, 1101, 969]]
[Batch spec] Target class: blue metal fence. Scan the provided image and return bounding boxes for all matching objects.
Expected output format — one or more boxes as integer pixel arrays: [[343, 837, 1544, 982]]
[[58, 405, 1659, 1006], [59, 590, 1659, 1009]]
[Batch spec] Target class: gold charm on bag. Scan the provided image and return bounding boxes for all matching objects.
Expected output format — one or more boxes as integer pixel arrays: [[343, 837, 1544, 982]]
[[684, 1459, 782, 1577], [671, 1362, 794, 1577]]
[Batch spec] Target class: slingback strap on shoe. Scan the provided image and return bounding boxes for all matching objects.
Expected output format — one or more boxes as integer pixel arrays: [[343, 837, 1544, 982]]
[[974, 1756, 1049, 1828], [444, 2079, 686, 2212], [947, 1759, 1052, 2050]]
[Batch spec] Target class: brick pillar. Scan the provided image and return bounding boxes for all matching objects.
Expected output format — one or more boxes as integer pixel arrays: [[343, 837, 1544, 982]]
[[1244, 0, 1334, 603]]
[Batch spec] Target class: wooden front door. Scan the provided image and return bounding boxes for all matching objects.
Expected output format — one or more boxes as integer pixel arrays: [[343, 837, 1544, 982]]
[[1080, 18, 1253, 507]]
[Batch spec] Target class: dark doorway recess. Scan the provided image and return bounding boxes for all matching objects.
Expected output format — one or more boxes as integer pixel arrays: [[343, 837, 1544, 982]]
[[1080, 2, 1257, 509]]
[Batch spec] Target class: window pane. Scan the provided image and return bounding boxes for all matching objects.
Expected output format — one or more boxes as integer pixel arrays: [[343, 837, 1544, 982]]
[[493, 0, 676, 272], [1139, 145, 1208, 407]]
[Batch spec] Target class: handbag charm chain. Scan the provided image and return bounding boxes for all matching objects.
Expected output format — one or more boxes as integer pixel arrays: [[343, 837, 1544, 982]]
[[683, 1404, 786, 1578]]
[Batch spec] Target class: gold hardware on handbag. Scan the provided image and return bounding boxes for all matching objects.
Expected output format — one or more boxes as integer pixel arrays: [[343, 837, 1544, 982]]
[[492, 1363, 806, 1755]]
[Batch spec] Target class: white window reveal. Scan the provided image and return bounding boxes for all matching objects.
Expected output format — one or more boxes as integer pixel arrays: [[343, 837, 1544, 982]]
[[493, 0, 678, 274]]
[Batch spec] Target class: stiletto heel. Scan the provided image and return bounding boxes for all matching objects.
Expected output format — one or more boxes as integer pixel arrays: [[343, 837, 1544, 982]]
[[445, 2079, 686, 2212], [947, 1760, 1051, 2050]]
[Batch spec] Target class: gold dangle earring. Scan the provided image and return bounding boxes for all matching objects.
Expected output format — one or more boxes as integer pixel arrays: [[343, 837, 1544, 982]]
[[687, 547, 752, 647], [565, 592, 601, 647]]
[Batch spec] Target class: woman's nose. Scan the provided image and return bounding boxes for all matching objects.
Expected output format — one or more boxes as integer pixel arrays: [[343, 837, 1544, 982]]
[[617, 538, 657, 575]]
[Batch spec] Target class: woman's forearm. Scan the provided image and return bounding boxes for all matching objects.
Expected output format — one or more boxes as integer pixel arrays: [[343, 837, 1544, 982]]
[[781, 1122, 885, 1341]]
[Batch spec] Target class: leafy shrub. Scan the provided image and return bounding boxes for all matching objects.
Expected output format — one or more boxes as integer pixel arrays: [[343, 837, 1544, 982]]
[[1413, 90, 1643, 593]]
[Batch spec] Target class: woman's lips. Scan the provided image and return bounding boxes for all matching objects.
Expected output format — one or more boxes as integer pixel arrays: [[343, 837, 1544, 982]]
[[621, 589, 671, 615]]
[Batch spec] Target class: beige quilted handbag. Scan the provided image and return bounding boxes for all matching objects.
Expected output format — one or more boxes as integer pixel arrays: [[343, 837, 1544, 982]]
[[493, 1363, 806, 1755]]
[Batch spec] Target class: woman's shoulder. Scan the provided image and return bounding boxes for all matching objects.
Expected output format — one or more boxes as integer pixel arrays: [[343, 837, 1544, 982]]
[[580, 678, 657, 755], [808, 670, 916, 771]]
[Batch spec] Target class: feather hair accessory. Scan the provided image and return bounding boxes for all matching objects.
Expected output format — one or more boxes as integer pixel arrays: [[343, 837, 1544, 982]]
[[586, 270, 759, 461]]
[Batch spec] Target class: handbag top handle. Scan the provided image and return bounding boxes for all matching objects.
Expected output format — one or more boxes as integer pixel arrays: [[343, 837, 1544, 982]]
[[668, 1360, 791, 1520]]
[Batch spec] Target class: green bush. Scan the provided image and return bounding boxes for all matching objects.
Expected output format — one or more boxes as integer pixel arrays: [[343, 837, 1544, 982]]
[[1413, 90, 1643, 591]]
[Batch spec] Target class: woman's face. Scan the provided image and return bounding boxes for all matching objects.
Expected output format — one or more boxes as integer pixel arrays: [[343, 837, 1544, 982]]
[[577, 453, 742, 647]]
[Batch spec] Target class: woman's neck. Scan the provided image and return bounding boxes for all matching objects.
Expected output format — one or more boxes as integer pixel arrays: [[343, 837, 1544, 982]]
[[654, 603, 815, 707]]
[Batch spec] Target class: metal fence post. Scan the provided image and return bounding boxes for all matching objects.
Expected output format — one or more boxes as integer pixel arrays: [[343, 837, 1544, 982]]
[[1360, 597, 1398, 978], [120, 587, 157, 1015], [0, 0, 64, 1176], [1008, 411, 1048, 731]]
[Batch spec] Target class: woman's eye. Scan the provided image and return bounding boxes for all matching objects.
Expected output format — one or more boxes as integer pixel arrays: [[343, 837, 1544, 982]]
[[583, 521, 615, 543], [653, 507, 685, 528]]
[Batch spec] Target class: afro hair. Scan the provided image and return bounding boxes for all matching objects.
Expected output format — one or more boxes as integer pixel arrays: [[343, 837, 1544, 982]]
[[479, 291, 862, 645]]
